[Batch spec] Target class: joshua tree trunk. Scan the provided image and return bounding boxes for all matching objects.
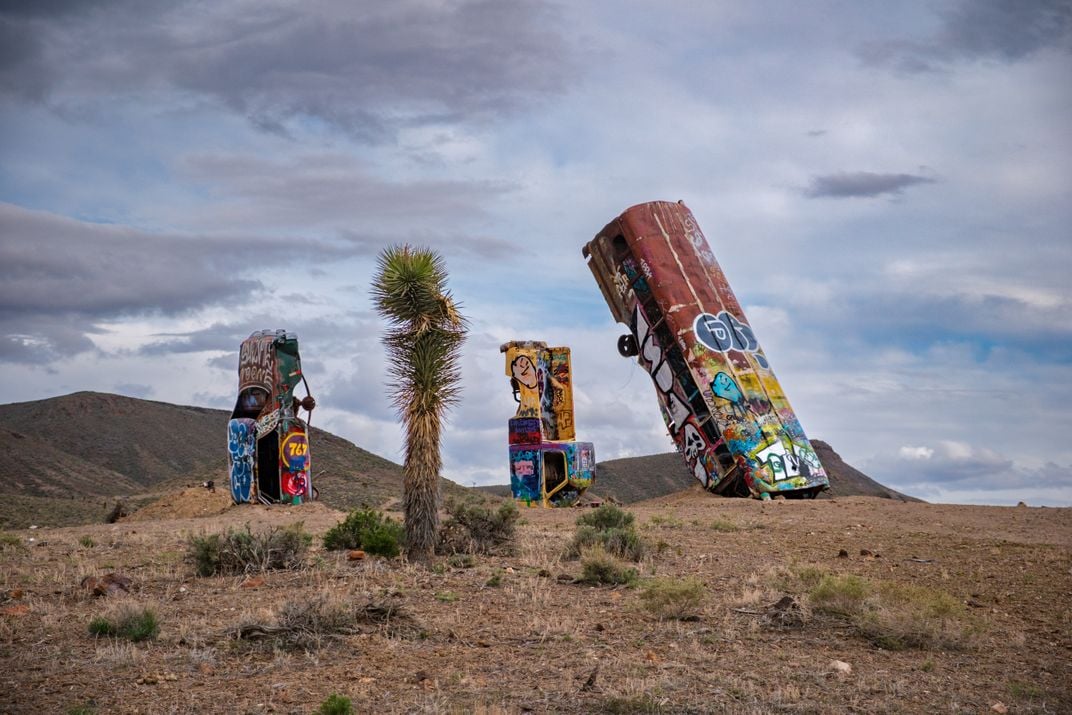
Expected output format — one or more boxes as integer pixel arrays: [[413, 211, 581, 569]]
[[371, 246, 466, 563]]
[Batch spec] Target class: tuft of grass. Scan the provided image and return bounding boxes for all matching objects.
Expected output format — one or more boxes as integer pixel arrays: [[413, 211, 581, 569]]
[[639, 577, 705, 620], [316, 694, 354, 715], [79, 535, 96, 548], [484, 570, 503, 588], [438, 499, 519, 555], [709, 518, 739, 533], [434, 591, 459, 603], [778, 564, 981, 651], [579, 548, 638, 586], [187, 522, 312, 577], [809, 574, 871, 616], [66, 705, 96, 715], [601, 694, 667, 713], [87, 604, 159, 642], [1007, 680, 1044, 699], [0, 532, 23, 550], [323, 509, 403, 557], [856, 581, 979, 651]]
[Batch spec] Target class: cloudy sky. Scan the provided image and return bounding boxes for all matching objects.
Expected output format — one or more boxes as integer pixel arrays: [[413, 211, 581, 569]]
[[2, 0, 1070, 506]]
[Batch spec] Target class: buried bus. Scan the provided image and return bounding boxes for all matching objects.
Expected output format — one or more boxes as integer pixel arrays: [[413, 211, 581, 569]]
[[583, 201, 828, 499], [227, 330, 317, 505]]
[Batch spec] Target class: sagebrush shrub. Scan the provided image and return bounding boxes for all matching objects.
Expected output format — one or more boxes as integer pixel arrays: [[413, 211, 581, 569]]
[[579, 548, 638, 586], [577, 504, 634, 531], [322, 508, 403, 557], [188, 523, 312, 576], [568, 505, 645, 562], [438, 499, 518, 555]]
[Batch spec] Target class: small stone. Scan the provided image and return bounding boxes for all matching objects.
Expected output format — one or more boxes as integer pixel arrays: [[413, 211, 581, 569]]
[[347, 550, 366, 561], [830, 660, 852, 675], [505, 567, 515, 574], [837, 549, 849, 558], [991, 702, 1008, 713]]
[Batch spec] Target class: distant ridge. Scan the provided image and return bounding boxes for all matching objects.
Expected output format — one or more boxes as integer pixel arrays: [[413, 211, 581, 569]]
[[0, 391, 470, 527], [480, 439, 920, 504]]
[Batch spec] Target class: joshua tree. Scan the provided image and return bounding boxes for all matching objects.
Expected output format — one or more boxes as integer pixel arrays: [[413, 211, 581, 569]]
[[371, 246, 467, 562]]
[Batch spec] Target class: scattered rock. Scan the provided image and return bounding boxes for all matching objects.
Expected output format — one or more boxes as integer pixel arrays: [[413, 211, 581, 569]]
[[347, 550, 366, 561], [991, 702, 1008, 713], [830, 660, 852, 676], [556, 573, 575, 584], [837, 549, 849, 558], [81, 573, 132, 597], [764, 595, 804, 627]]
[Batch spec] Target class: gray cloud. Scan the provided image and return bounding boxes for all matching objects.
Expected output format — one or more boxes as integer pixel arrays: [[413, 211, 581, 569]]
[[0, 203, 359, 363], [181, 153, 517, 257], [859, 0, 1072, 72], [803, 171, 936, 199], [0, 0, 574, 139]]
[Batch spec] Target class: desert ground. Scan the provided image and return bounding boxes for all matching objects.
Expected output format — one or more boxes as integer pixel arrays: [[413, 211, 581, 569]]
[[1, 490, 1069, 714]]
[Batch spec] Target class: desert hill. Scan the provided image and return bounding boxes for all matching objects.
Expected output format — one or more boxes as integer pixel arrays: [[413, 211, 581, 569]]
[[480, 439, 918, 504], [0, 391, 469, 528]]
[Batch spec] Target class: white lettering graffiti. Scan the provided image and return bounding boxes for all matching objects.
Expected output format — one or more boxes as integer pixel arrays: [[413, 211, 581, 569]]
[[633, 304, 711, 486]]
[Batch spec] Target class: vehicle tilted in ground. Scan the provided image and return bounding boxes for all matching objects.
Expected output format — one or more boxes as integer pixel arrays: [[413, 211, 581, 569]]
[[227, 330, 317, 505], [501, 340, 595, 506], [583, 201, 828, 499]]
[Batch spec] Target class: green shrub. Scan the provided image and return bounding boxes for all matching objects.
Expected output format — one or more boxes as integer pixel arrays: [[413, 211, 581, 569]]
[[569, 525, 645, 562], [88, 605, 159, 642], [323, 509, 403, 557], [438, 499, 518, 555], [316, 694, 354, 715], [568, 505, 645, 561], [579, 548, 638, 586], [640, 577, 705, 620], [809, 574, 871, 616], [188, 523, 312, 576], [0, 533, 23, 549], [709, 518, 739, 533], [577, 504, 634, 531]]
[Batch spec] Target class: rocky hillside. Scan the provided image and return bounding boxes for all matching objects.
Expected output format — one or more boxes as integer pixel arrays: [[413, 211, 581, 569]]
[[0, 392, 470, 527]]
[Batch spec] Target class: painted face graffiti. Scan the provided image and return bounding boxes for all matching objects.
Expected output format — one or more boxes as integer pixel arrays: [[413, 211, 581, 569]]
[[511, 355, 538, 389]]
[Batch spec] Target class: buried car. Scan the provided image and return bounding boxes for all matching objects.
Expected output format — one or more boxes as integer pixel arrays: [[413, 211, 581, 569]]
[[227, 330, 317, 505], [502, 340, 595, 506]]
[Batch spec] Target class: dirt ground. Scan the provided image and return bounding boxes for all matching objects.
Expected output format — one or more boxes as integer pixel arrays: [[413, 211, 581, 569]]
[[1, 492, 1069, 714]]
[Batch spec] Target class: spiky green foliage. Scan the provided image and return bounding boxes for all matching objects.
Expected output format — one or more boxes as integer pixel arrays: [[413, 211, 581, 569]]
[[371, 246, 467, 562]]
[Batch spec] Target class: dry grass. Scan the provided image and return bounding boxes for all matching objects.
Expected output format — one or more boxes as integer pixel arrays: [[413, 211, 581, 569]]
[[0, 496, 1068, 714]]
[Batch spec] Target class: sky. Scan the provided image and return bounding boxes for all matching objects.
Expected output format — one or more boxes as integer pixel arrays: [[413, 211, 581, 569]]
[[1, 0, 1070, 506]]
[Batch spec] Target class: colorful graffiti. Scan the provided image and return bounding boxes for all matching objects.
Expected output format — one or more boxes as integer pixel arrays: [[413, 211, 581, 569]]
[[227, 418, 256, 503], [501, 341, 595, 507], [583, 201, 828, 499], [229, 330, 316, 505]]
